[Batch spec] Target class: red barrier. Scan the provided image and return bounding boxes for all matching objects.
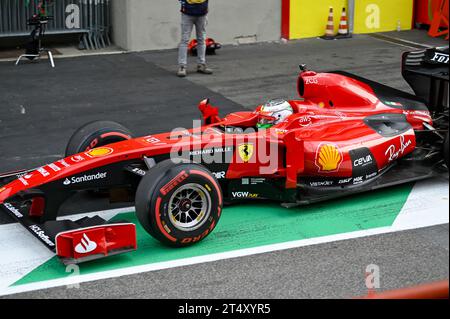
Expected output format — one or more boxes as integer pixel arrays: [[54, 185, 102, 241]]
[[358, 280, 449, 299], [428, 0, 449, 39]]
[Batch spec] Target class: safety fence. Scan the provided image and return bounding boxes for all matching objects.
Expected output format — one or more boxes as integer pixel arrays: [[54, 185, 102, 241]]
[[0, 0, 111, 49]]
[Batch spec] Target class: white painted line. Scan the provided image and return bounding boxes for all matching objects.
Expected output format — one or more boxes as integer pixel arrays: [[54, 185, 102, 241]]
[[370, 36, 419, 50], [393, 177, 449, 228], [379, 34, 433, 49], [0, 50, 128, 63], [0, 178, 448, 296]]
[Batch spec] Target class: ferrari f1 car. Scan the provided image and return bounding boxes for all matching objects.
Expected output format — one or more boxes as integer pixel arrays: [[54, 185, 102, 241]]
[[1, 47, 448, 264]]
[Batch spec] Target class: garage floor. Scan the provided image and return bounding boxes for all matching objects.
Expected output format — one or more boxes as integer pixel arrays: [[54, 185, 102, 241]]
[[0, 29, 448, 298]]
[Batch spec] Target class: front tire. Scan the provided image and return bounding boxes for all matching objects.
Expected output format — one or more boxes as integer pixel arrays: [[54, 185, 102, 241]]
[[65, 120, 133, 157], [135, 160, 223, 247]]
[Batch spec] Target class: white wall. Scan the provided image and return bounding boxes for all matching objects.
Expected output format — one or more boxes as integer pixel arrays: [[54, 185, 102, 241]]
[[112, 0, 281, 51]]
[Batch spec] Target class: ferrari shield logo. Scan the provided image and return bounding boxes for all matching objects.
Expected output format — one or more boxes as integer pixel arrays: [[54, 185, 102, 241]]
[[238, 144, 254, 163], [315, 143, 343, 172]]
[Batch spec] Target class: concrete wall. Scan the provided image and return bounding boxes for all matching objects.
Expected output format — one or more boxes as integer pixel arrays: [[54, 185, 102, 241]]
[[111, 0, 130, 50], [111, 0, 281, 51]]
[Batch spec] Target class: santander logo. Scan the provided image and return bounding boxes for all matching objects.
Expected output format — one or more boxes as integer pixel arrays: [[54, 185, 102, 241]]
[[75, 233, 98, 254]]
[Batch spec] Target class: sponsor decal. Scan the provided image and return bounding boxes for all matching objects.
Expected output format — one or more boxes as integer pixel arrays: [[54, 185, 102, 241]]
[[0, 187, 5, 193], [232, 192, 259, 198], [353, 176, 364, 185], [238, 144, 254, 163], [144, 135, 167, 146], [250, 178, 266, 185], [16, 171, 31, 179], [29, 225, 55, 247], [309, 180, 334, 187], [18, 177, 29, 186], [305, 77, 319, 85], [350, 148, 378, 182], [403, 110, 430, 117], [339, 177, 353, 185], [63, 172, 107, 186], [430, 52, 449, 64], [37, 167, 50, 177], [75, 233, 98, 254], [160, 171, 189, 196], [315, 143, 343, 173], [334, 111, 347, 119], [212, 171, 226, 179], [47, 163, 61, 172], [275, 129, 288, 135], [242, 177, 266, 185], [189, 147, 232, 157], [353, 155, 373, 167], [58, 159, 70, 168], [132, 168, 146, 176], [385, 135, 412, 162], [4, 203, 23, 218], [366, 172, 377, 179], [70, 155, 85, 163], [86, 147, 113, 158], [299, 116, 312, 127]]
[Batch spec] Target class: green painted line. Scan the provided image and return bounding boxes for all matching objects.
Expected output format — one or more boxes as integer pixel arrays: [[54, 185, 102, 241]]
[[14, 184, 414, 286]]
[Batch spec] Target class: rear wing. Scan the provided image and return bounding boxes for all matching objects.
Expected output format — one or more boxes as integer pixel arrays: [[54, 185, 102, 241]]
[[402, 46, 449, 114]]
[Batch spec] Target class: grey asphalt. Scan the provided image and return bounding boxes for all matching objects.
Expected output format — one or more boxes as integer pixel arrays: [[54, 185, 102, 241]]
[[1, 29, 448, 298]]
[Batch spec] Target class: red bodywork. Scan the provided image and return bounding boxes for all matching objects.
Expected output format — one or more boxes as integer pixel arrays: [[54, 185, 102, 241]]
[[0, 70, 433, 262], [0, 71, 431, 203]]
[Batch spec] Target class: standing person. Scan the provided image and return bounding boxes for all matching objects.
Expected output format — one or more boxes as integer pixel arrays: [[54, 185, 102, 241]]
[[177, 0, 213, 77]]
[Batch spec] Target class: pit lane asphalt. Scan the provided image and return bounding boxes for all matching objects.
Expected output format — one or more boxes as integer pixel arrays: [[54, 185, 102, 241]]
[[0, 29, 448, 298]]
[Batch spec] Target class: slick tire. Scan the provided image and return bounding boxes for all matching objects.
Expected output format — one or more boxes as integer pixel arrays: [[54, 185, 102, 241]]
[[65, 120, 133, 157], [135, 159, 223, 247], [444, 131, 449, 168]]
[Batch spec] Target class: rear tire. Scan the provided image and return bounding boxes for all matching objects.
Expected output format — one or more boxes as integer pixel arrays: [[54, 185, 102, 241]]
[[135, 159, 223, 247], [65, 120, 133, 157]]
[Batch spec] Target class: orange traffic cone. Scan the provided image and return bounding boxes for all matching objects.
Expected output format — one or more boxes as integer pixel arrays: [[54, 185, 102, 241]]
[[428, 0, 449, 40], [336, 7, 352, 39], [321, 7, 335, 40]]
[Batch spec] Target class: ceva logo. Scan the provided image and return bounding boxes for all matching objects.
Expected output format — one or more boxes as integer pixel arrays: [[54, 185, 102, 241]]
[[75, 233, 97, 254]]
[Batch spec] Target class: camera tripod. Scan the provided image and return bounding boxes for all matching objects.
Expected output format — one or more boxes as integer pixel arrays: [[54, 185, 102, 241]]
[[15, 15, 55, 68]]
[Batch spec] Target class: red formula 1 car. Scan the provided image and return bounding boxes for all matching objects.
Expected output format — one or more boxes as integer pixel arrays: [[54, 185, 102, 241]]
[[1, 48, 448, 264]]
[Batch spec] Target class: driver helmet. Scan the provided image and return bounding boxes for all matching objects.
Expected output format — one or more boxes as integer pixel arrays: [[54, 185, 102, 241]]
[[257, 99, 293, 129]]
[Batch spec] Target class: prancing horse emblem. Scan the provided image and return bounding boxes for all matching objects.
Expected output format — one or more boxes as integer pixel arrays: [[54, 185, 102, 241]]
[[238, 144, 254, 163]]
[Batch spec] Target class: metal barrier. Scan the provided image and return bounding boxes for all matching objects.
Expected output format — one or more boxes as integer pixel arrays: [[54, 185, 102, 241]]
[[0, 0, 111, 50]]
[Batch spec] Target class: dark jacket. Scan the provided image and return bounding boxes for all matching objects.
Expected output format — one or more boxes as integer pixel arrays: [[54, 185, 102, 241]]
[[180, 0, 209, 16]]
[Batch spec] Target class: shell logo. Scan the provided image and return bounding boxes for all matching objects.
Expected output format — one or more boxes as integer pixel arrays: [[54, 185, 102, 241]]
[[0, 187, 6, 193], [315, 143, 343, 173], [86, 147, 114, 158]]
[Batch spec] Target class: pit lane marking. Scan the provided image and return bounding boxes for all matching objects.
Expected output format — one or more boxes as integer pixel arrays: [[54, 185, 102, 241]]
[[0, 179, 447, 296]]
